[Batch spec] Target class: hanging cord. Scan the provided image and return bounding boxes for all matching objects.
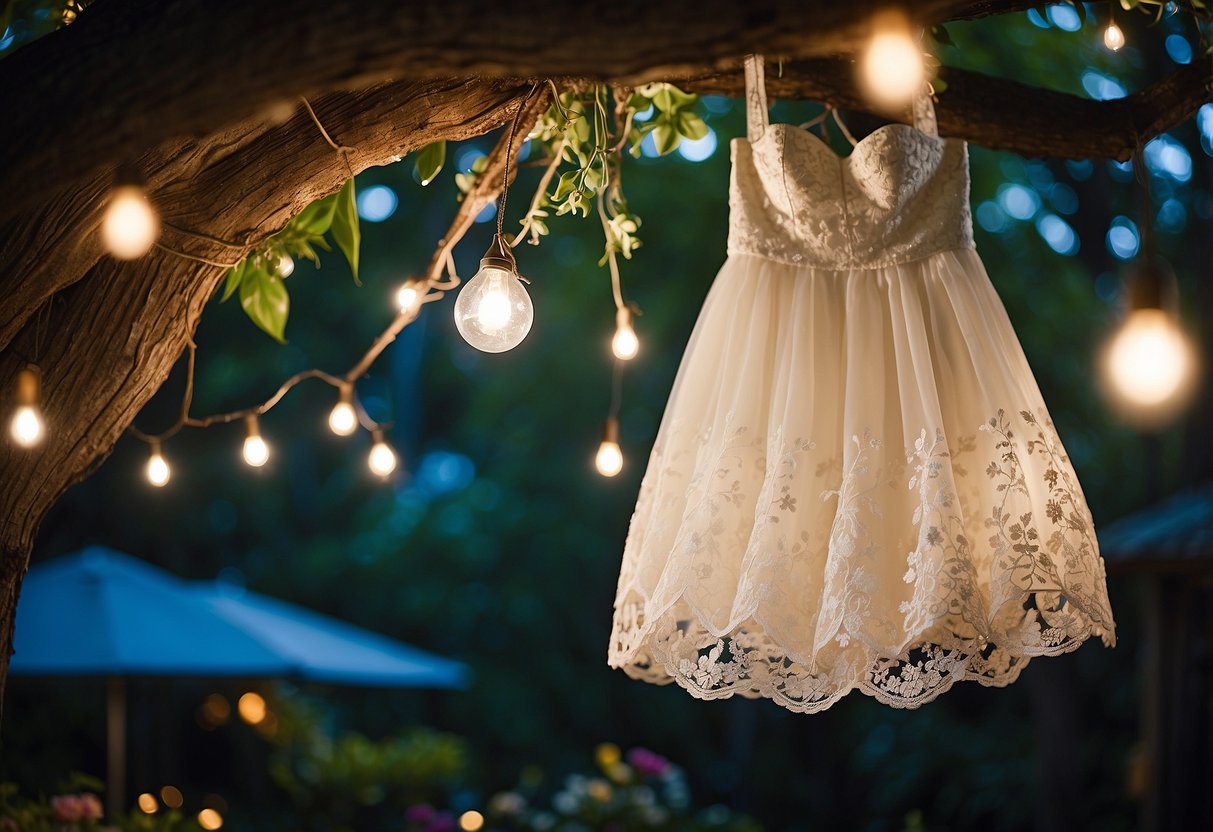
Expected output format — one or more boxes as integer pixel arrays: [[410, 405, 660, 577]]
[[608, 357, 624, 420], [497, 84, 541, 239], [1132, 141, 1155, 261]]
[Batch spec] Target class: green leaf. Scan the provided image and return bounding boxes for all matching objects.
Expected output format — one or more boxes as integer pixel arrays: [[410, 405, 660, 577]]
[[292, 193, 338, 236], [222, 258, 248, 302], [651, 117, 680, 155], [415, 141, 446, 186], [930, 24, 955, 47], [676, 110, 709, 141], [239, 267, 290, 343], [330, 179, 360, 283]]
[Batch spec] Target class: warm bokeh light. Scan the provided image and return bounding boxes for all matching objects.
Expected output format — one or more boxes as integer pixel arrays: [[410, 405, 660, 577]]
[[197, 808, 224, 830], [146, 449, 170, 487], [199, 693, 231, 727], [242, 416, 269, 467], [368, 436, 398, 478], [612, 309, 639, 361], [459, 810, 485, 832], [1102, 308, 1196, 422], [328, 395, 358, 436], [595, 440, 623, 478], [1104, 22, 1125, 51], [10, 405, 43, 447], [159, 786, 183, 810], [859, 10, 927, 110], [238, 691, 267, 724], [102, 185, 160, 260], [137, 793, 158, 814], [396, 281, 423, 314]]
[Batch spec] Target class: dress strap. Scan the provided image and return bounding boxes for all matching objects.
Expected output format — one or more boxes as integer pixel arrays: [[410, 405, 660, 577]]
[[910, 85, 939, 137], [744, 54, 769, 142]]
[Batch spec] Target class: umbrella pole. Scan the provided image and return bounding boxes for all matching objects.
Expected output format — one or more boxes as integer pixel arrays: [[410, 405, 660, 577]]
[[106, 677, 126, 819]]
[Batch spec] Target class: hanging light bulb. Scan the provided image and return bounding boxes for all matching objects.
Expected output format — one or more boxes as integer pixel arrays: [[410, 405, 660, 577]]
[[454, 234, 533, 353], [328, 385, 358, 436], [146, 440, 171, 487], [242, 414, 270, 467], [611, 308, 639, 361], [1100, 258, 1197, 426], [396, 278, 425, 315], [102, 181, 160, 260], [595, 418, 624, 478], [9, 365, 44, 448], [1104, 21, 1125, 51], [367, 429, 398, 478], [858, 10, 927, 110], [277, 251, 295, 278]]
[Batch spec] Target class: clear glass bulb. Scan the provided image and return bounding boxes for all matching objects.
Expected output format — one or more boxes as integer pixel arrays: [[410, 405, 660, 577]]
[[277, 252, 295, 277], [147, 451, 171, 487], [454, 266, 533, 353], [102, 185, 160, 260], [612, 310, 639, 361], [10, 405, 43, 447], [1104, 308, 1193, 407], [242, 436, 269, 467], [859, 11, 926, 109], [368, 432, 398, 478], [1104, 22, 1125, 51], [328, 400, 357, 436], [596, 441, 623, 477]]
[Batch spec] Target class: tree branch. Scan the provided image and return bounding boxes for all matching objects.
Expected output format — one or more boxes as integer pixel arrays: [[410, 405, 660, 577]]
[[0, 0, 1125, 220]]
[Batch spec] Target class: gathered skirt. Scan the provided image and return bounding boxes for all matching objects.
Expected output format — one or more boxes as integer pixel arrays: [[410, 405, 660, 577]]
[[607, 249, 1116, 713]]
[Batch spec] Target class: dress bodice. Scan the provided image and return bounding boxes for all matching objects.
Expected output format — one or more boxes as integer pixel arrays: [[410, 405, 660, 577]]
[[726, 56, 975, 270]]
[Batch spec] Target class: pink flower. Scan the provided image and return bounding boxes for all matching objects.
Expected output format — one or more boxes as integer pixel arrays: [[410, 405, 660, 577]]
[[626, 747, 671, 778], [51, 795, 84, 821], [80, 794, 104, 820]]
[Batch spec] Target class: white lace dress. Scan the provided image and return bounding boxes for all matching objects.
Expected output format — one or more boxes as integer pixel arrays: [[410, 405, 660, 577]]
[[607, 56, 1116, 713]]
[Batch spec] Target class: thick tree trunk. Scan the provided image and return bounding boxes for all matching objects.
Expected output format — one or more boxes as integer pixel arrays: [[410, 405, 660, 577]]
[[0, 78, 531, 699]]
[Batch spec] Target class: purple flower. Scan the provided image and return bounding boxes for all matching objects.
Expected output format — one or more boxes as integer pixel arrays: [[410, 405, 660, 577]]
[[626, 748, 670, 778], [406, 804, 437, 824]]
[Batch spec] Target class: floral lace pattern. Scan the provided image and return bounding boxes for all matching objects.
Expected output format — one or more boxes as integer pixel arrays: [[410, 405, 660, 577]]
[[608, 409, 1116, 712]]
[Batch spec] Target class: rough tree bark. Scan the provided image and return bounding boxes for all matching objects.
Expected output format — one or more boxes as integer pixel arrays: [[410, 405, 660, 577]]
[[0, 0, 1210, 706]]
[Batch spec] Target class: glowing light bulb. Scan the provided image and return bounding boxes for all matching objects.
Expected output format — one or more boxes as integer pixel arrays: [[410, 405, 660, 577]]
[[277, 251, 295, 277], [146, 442, 171, 487], [1104, 22, 1125, 51], [368, 430, 398, 478], [102, 185, 160, 259], [859, 10, 927, 110], [328, 387, 358, 436], [612, 308, 639, 361], [595, 418, 623, 477], [454, 235, 533, 353], [10, 365, 45, 447], [10, 406, 44, 447], [396, 279, 424, 314], [242, 414, 269, 467], [1104, 308, 1194, 408]]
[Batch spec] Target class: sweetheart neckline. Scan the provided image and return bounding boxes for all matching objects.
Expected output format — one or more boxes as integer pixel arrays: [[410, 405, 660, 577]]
[[734, 121, 952, 163]]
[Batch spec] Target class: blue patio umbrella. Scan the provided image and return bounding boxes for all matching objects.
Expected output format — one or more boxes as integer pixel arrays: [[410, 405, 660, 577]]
[[10, 546, 469, 813]]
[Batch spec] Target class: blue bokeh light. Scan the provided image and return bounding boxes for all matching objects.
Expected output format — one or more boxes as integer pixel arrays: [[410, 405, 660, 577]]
[[975, 201, 1008, 233], [1037, 214, 1079, 256], [1145, 135, 1192, 182], [1081, 71, 1127, 101], [998, 184, 1039, 220], [356, 185, 398, 223], [1165, 34, 1193, 64], [678, 129, 718, 162], [1106, 216, 1140, 260], [1157, 198, 1187, 233], [1046, 5, 1081, 31]]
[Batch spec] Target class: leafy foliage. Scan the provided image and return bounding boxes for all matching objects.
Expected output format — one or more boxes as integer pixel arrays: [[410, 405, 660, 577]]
[[220, 180, 361, 342]]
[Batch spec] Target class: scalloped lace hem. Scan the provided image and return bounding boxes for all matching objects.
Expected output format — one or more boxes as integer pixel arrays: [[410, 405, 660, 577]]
[[608, 601, 1113, 713]]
